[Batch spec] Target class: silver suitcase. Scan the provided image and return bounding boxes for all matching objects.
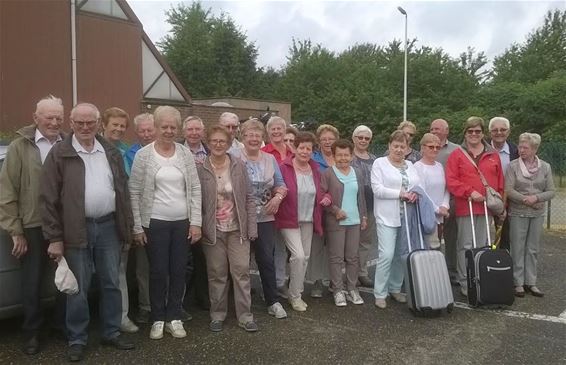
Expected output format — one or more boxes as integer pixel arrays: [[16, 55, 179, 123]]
[[403, 201, 454, 316]]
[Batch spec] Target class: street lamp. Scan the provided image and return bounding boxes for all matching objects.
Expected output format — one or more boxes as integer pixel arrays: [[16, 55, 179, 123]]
[[397, 6, 408, 122]]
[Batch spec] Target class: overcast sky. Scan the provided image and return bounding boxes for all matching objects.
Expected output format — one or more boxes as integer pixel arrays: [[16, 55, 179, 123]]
[[129, 0, 565, 69]]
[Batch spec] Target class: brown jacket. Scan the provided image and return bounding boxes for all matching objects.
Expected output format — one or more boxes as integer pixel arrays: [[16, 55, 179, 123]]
[[321, 166, 367, 231], [197, 154, 257, 245], [40, 134, 133, 248]]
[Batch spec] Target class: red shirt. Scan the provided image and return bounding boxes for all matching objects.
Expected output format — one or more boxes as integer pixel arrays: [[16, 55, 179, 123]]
[[261, 143, 293, 164]]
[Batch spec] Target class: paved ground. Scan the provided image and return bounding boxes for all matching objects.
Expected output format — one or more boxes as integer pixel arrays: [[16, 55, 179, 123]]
[[1, 232, 565, 364]]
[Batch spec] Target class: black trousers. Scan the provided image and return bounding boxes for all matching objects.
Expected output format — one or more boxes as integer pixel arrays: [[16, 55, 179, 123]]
[[21, 227, 66, 337], [253, 221, 280, 306]]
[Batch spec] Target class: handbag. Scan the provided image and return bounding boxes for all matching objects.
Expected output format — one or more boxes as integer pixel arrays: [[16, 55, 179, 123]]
[[459, 147, 505, 216]]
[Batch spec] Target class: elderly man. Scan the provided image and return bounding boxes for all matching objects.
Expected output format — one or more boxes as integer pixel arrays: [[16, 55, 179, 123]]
[[489, 117, 519, 250], [124, 113, 156, 175], [41, 103, 135, 362], [430, 118, 459, 283], [0, 95, 67, 355], [219, 112, 243, 153], [183, 115, 209, 164]]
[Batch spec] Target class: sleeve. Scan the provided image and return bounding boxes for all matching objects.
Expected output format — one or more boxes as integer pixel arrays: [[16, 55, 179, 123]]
[[186, 151, 202, 227], [321, 168, 340, 215], [128, 151, 145, 234], [244, 165, 258, 238], [356, 168, 367, 218], [536, 162, 556, 202], [504, 164, 526, 203], [272, 156, 286, 189], [39, 149, 64, 243], [371, 160, 401, 199], [0, 143, 24, 235], [439, 165, 450, 209], [445, 150, 474, 199]]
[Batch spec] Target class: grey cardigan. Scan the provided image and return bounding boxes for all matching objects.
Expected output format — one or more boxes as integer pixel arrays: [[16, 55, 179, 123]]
[[505, 158, 555, 217], [129, 142, 202, 234]]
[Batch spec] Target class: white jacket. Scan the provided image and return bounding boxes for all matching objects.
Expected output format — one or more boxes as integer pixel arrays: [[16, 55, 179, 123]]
[[371, 157, 420, 227]]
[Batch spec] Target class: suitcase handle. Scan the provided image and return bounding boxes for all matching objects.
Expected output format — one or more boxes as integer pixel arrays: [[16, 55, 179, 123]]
[[415, 204, 425, 250], [468, 198, 492, 249], [403, 200, 412, 252]]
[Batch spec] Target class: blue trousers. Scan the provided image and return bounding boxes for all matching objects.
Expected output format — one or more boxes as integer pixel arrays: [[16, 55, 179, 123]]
[[373, 223, 405, 299]]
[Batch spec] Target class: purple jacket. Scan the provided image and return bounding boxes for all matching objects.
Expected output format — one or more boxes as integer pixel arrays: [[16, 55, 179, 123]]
[[275, 157, 324, 236]]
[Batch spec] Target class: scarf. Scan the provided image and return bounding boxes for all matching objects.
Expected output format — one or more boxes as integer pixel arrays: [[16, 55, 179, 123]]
[[519, 155, 540, 179]]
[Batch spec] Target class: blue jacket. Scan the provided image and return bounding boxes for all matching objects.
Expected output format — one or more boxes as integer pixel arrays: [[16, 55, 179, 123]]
[[399, 186, 437, 252]]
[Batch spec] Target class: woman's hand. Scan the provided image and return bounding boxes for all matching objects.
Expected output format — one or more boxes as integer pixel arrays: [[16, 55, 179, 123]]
[[320, 196, 331, 207], [361, 217, 368, 230], [133, 232, 147, 246], [264, 195, 281, 215], [401, 191, 418, 203], [470, 191, 485, 202], [189, 225, 202, 243], [438, 206, 450, 218], [523, 195, 538, 206], [335, 209, 347, 220]]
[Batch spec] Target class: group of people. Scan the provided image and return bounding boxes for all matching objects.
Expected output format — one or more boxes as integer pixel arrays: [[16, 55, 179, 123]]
[[0, 95, 555, 362]]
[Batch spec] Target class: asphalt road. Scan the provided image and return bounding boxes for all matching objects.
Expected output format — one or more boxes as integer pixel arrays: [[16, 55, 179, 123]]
[[1, 232, 565, 364]]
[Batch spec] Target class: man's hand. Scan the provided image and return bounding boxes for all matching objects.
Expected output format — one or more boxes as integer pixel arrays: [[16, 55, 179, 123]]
[[133, 232, 147, 246], [470, 191, 485, 203], [47, 241, 64, 262], [189, 225, 202, 243], [11, 235, 28, 259]]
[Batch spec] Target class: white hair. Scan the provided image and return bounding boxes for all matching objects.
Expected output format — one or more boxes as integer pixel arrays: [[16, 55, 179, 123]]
[[219, 112, 239, 125], [70, 102, 100, 120], [183, 115, 204, 129], [133, 113, 154, 129], [154, 106, 181, 128], [489, 117, 510, 130], [266, 116, 286, 131], [352, 125, 372, 138], [36, 95, 63, 113], [519, 132, 541, 149]]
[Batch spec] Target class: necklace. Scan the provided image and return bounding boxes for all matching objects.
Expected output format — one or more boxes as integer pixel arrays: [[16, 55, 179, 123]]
[[293, 159, 311, 174], [210, 156, 228, 178]]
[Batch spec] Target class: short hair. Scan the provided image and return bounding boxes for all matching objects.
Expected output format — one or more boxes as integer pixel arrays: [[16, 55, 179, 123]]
[[183, 115, 204, 129], [316, 123, 339, 139], [240, 118, 265, 138], [389, 130, 409, 145], [266, 116, 287, 132], [133, 113, 154, 129], [397, 120, 416, 131], [331, 139, 354, 155], [489, 117, 510, 130], [352, 125, 372, 138], [285, 126, 298, 137], [431, 118, 449, 130], [464, 116, 485, 134], [70, 102, 100, 120], [207, 125, 231, 142], [102, 107, 130, 127], [36, 95, 63, 113], [420, 133, 441, 146], [154, 106, 181, 128], [219, 112, 239, 125], [294, 131, 317, 148], [518, 132, 541, 150]]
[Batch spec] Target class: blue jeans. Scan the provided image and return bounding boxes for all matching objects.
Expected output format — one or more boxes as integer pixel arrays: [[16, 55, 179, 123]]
[[373, 223, 405, 299], [65, 216, 122, 346]]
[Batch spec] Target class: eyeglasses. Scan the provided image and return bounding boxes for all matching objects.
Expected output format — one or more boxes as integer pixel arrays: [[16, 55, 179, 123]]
[[425, 145, 441, 151], [209, 139, 228, 146], [356, 136, 371, 141], [490, 128, 508, 134], [466, 129, 483, 135], [283, 139, 295, 143], [405, 133, 415, 138], [72, 120, 98, 128], [223, 125, 239, 130], [244, 133, 263, 139]]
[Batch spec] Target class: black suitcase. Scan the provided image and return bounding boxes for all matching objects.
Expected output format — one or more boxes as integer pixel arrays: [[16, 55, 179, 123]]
[[465, 200, 514, 307]]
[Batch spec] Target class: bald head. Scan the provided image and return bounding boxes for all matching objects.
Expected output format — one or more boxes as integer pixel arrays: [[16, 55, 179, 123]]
[[430, 119, 449, 144]]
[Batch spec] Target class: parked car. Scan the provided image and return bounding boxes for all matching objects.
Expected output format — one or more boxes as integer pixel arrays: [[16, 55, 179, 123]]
[[0, 145, 57, 319]]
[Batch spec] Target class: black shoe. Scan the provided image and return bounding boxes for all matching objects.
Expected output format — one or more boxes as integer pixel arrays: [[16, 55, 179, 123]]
[[209, 320, 223, 332], [358, 276, 374, 288], [68, 344, 85, 362], [100, 335, 135, 350], [181, 309, 193, 322], [135, 309, 151, 324], [22, 335, 40, 355], [525, 285, 544, 297]]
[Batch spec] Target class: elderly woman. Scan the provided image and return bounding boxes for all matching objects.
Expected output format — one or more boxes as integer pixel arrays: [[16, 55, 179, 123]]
[[129, 106, 202, 340], [446, 117, 504, 297], [395, 120, 421, 163], [308, 124, 338, 297], [414, 133, 450, 249], [197, 125, 258, 332], [275, 132, 329, 311], [506, 133, 555, 298], [321, 139, 367, 307], [371, 130, 421, 309], [262, 116, 293, 163], [101, 107, 139, 333], [351, 125, 378, 287], [284, 127, 298, 153], [232, 119, 288, 319]]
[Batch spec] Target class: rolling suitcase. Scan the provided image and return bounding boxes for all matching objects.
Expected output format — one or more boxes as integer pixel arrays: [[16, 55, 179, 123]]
[[465, 200, 514, 307], [403, 201, 454, 316]]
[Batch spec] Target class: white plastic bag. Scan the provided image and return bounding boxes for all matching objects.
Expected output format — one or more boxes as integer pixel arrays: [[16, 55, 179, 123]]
[[54, 257, 79, 295]]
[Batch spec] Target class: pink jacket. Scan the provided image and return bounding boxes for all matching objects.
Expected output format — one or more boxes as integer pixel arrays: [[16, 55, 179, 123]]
[[275, 157, 324, 236]]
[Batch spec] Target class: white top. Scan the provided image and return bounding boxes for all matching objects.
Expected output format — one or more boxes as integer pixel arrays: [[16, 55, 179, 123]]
[[492, 141, 511, 174], [371, 157, 420, 227], [72, 135, 115, 218], [35, 128, 61, 163], [150, 146, 188, 221], [414, 161, 450, 224]]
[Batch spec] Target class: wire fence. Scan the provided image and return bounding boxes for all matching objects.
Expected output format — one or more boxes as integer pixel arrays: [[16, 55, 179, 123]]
[[371, 142, 566, 231]]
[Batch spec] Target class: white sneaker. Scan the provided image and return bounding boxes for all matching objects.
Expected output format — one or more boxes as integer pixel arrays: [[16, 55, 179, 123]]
[[289, 298, 307, 312], [165, 320, 187, 338], [120, 318, 139, 333], [346, 290, 364, 305], [333, 291, 347, 307], [149, 321, 164, 340], [267, 302, 288, 319]]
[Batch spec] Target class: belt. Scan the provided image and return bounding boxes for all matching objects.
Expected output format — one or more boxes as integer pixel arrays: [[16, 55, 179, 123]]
[[85, 212, 115, 224]]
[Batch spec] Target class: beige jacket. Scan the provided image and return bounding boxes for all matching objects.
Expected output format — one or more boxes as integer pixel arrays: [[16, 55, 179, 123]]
[[197, 155, 257, 245], [505, 158, 555, 217]]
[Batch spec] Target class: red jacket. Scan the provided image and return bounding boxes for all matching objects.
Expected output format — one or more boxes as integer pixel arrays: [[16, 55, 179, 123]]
[[262, 143, 294, 164], [446, 143, 504, 217], [274, 157, 324, 235]]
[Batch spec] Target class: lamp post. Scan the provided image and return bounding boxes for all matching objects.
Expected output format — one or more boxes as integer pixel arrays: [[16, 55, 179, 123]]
[[397, 6, 408, 122]]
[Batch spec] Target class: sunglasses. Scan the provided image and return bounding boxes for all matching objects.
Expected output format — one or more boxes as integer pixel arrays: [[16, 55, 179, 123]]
[[466, 129, 483, 135], [425, 145, 441, 151], [356, 136, 371, 141]]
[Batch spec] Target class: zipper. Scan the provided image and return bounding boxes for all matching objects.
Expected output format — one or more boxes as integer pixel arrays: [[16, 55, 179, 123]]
[[487, 266, 511, 272]]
